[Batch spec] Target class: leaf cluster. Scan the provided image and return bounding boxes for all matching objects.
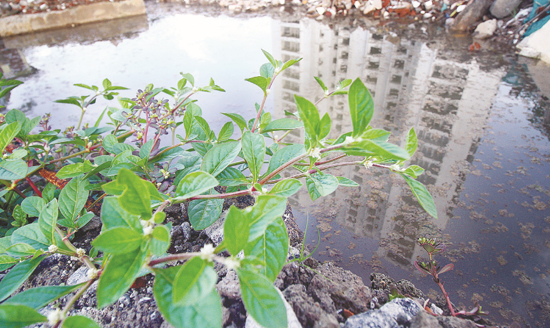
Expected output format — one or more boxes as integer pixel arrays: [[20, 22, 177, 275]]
[[0, 50, 437, 328]]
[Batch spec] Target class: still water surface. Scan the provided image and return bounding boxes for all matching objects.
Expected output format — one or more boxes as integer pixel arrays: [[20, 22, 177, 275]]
[[2, 4, 550, 326]]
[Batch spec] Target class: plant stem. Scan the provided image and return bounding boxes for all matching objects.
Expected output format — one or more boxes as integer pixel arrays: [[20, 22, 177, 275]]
[[258, 153, 308, 185], [85, 193, 106, 212], [251, 74, 278, 133], [185, 189, 252, 202], [267, 161, 362, 184], [436, 279, 456, 316], [25, 177, 42, 197], [294, 154, 346, 167], [54, 278, 96, 328], [148, 252, 200, 267]]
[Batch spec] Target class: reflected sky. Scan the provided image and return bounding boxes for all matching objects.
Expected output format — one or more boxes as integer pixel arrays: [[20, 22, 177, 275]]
[[1, 5, 549, 327]]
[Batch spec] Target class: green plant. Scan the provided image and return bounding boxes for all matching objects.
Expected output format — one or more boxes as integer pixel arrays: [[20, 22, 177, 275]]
[[415, 237, 485, 320], [0, 50, 437, 328]]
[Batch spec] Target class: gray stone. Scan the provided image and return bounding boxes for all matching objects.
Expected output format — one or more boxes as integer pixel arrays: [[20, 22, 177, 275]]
[[216, 269, 241, 299], [490, 0, 522, 18], [204, 210, 228, 246], [343, 310, 399, 328], [473, 19, 497, 39], [181, 222, 192, 241], [379, 298, 422, 325], [518, 20, 550, 64], [66, 265, 89, 286], [410, 311, 478, 328], [450, 0, 492, 31], [282, 284, 339, 328]]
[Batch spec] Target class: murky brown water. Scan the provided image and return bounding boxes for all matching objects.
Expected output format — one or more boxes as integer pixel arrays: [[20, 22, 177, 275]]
[[1, 4, 550, 327]]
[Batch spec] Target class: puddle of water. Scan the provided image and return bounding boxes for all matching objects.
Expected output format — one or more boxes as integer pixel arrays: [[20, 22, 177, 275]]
[[1, 4, 550, 327]]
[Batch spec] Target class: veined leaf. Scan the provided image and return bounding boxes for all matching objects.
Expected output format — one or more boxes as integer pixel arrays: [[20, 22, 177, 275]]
[[306, 173, 339, 201], [59, 177, 89, 223], [405, 127, 418, 158], [0, 304, 46, 328], [246, 76, 268, 94], [261, 118, 303, 133], [173, 257, 217, 306], [218, 122, 234, 142], [222, 113, 248, 132], [62, 315, 101, 328], [269, 179, 302, 197], [201, 141, 241, 177], [224, 206, 250, 256], [217, 167, 248, 187], [337, 176, 359, 187], [97, 246, 147, 308], [401, 174, 438, 219], [0, 122, 21, 154], [244, 217, 288, 282], [10, 223, 49, 251], [0, 256, 44, 302], [237, 269, 287, 328], [248, 195, 287, 241], [188, 192, 224, 231], [92, 227, 144, 254], [265, 144, 306, 178], [150, 225, 170, 256], [294, 95, 320, 149], [242, 131, 265, 182], [154, 267, 222, 328], [38, 199, 58, 245], [349, 78, 374, 137], [0, 159, 27, 180], [4, 283, 84, 310], [117, 169, 152, 219], [174, 171, 218, 200], [100, 197, 141, 232]]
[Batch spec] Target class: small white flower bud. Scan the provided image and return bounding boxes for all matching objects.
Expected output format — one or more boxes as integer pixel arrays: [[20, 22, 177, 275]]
[[390, 164, 402, 172], [200, 244, 215, 262], [364, 161, 373, 169], [143, 225, 154, 236], [48, 245, 58, 253], [224, 256, 241, 270], [76, 248, 86, 258], [86, 268, 99, 280], [47, 309, 63, 326]]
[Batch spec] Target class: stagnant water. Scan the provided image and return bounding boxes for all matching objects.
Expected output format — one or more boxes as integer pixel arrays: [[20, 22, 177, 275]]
[[1, 3, 550, 326]]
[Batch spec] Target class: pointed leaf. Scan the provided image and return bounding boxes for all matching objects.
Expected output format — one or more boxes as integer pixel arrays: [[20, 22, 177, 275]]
[[201, 141, 241, 177], [0, 122, 21, 154], [248, 195, 287, 241], [92, 227, 144, 254], [242, 131, 265, 182], [173, 257, 217, 306], [0, 256, 44, 302], [294, 95, 320, 149], [237, 269, 287, 328], [117, 169, 152, 219], [306, 173, 338, 201], [100, 196, 141, 232], [224, 206, 250, 256], [4, 283, 84, 310], [154, 267, 222, 328], [401, 174, 438, 219], [59, 177, 89, 223], [188, 194, 224, 230], [63, 315, 101, 328], [174, 171, 218, 200], [38, 199, 58, 245], [405, 127, 418, 158], [0, 304, 46, 328], [269, 179, 302, 197], [222, 113, 248, 132], [349, 78, 374, 137], [261, 118, 303, 133], [97, 246, 147, 308], [0, 159, 27, 180]]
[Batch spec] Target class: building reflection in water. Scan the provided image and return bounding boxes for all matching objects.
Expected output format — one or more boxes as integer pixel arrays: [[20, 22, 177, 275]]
[[270, 18, 504, 271]]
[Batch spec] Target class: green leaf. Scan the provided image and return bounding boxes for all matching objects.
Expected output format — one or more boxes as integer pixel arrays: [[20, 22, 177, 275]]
[[0, 304, 46, 328], [181, 73, 195, 87], [237, 269, 287, 328], [242, 131, 265, 183], [6, 243, 36, 257], [269, 179, 302, 197], [0, 159, 27, 180], [265, 144, 306, 177], [405, 127, 418, 158], [294, 95, 320, 149], [0, 255, 18, 271], [117, 169, 152, 219], [12, 205, 27, 226], [401, 174, 438, 219], [281, 58, 302, 71], [201, 141, 241, 177], [173, 257, 217, 306], [42, 183, 56, 203], [218, 122, 234, 142], [248, 195, 287, 241], [306, 173, 339, 201], [217, 167, 248, 187], [11, 223, 49, 250], [6, 149, 27, 160], [56, 161, 95, 179], [260, 63, 275, 78], [261, 49, 277, 68], [246, 76, 268, 94], [174, 171, 218, 200], [0, 122, 21, 154], [402, 165, 425, 179], [63, 315, 101, 328], [140, 139, 154, 160], [224, 206, 250, 256], [151, 225, 170, 256], [38, 199, 58, 245], [59, 177, 89, 223], [188, 195, 224, 230], [337, 176, 359, 187], [361, 140, 410, 161], [319, 113, 331, 139], [244, 217, 288, 282], [314, 76, 328, 92], [100, 196, 141, 232], [4, 283, 84, 310], [349, 78, 374, 138], [262, 118, 303, 133], [97, 246, 147, 308], [92, 227, 144, 254], [102, 135, 118, 154], [222, 113, 248, 132], [76, 212, 95, 229], [0, 256, 44, 302], [154, 267, 222, 328]]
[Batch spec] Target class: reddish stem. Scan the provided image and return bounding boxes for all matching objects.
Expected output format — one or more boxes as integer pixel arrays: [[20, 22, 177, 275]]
[[25, 177, 42, 197]]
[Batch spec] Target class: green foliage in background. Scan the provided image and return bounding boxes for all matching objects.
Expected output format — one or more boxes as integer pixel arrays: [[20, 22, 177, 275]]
[[0, 50, 437, 328]]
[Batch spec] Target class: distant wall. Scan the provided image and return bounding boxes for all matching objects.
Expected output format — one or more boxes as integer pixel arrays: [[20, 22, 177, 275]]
[[0, 0, 146, 37]]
